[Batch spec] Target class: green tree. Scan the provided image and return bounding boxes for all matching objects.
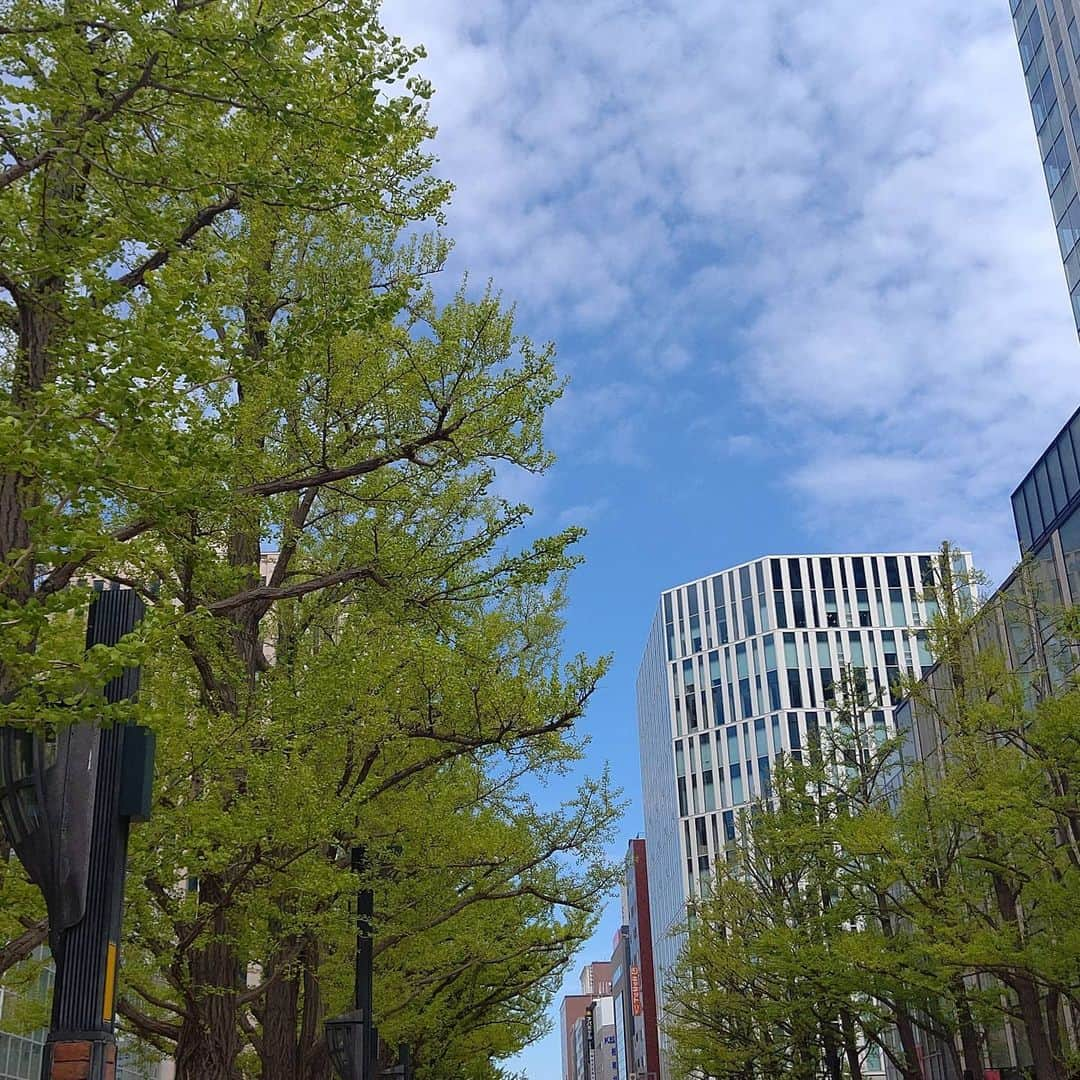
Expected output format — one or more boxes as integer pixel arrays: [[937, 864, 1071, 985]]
[[0, 3, 620, 1077]]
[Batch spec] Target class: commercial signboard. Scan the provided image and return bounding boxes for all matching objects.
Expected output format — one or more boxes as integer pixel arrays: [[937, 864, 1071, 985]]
[[630, 966, 643, 1016]]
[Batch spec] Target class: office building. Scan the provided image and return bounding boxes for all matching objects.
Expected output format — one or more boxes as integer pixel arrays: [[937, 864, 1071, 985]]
[[610, 926, 632, 1080], [623, 840, 660, 1080], [1012, 0, 1080, 331], [561, 962, 616, 1080], [637, 552, 968, 1078]]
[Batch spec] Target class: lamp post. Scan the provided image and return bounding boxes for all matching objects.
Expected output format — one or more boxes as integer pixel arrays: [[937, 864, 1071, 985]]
[[0, 586, 153, 1080], [324, 846, 411, 1080]]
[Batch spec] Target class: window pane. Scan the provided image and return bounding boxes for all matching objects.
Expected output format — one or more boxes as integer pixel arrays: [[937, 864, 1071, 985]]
[[1060, 424, 1080, 497], [1046, 444, 1069, 511], [1014, 488, 1034, 550], [1060, 504, 1080, 604]]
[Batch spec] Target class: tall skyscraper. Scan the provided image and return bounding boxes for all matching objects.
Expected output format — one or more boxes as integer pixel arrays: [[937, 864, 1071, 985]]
[[636, 552, 970, 1079], [1012, 0, 1080, 332]]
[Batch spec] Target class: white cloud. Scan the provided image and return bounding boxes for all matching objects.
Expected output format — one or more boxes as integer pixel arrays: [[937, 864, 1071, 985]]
[[383, 0, 1078, 584], [556, 499, 611, 528], [379, 7, 1080, 1072]]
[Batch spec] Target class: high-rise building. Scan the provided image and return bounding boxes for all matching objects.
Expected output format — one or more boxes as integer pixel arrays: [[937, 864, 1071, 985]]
[[636, 552, 969, 1079], [1012, 0, 1080, 332], [623, 840, 660, 1080]]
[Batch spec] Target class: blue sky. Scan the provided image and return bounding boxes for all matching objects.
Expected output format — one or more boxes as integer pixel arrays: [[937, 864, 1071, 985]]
[[380, 2, 1080, 1077]]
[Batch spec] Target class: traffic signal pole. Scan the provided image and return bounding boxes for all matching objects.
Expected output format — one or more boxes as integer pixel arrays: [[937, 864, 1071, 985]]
[[42, 588, 148, 1080]]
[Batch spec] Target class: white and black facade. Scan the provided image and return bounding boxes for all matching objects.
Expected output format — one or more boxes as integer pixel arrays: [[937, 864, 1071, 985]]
[[636, 551, 973, 1080]]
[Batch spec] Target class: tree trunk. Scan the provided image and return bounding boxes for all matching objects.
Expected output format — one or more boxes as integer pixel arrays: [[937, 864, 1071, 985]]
[[872, 889, 924, 1080], [840, 1007, 864, 1080], [261, 943, 300, 1080], [951, 978, 984, 1080], [990, 872, 1062, 1080], [1046, 988, 1065, 1073], [174, 876, 245, 1080], [821, 1018, 843, 1080], [299, 936, 332, 1080]]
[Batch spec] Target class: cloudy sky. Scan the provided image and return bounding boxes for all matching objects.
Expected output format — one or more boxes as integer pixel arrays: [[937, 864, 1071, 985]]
[[381, 2, 1078, 1076]]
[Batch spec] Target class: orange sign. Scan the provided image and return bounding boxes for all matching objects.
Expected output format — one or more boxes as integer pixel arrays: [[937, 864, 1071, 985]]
[[630, 965, 643, 1016]]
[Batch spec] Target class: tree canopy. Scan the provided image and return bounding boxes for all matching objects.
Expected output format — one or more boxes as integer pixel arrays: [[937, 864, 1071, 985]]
[[0, 2, 621, 1077]]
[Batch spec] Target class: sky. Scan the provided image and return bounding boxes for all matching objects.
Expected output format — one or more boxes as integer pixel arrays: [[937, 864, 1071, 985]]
[[379, 2, 1080, 1077]]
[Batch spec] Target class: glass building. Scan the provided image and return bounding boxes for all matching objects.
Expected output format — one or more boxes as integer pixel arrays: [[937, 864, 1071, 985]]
[[636, 551, 970, 1080], [0, 948, 163, 1080], [1012, 0, 1080, 331]]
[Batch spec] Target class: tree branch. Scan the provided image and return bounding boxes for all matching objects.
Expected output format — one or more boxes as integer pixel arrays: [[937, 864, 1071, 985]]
[[239, 414, 463, 497], [205, 564, 388, 616], [112, 190, 241, 294]]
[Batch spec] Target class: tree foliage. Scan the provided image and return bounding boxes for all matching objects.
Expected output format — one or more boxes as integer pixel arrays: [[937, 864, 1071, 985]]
[[0, 2, 621, 1077]]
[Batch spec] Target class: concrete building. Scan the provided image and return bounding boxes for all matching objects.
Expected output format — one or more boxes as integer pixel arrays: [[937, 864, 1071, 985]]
[[637, 552, 969, 1078], [623, 840, 660, 1080], [561, 995, 593, 1080], [561, 962, 616, 1080], [610, 926, 632, 1080]]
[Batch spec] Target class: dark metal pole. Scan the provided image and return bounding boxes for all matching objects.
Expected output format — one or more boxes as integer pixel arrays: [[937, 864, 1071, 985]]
[[352, 845, 375, 1078], [43, 588, 146, 1080]]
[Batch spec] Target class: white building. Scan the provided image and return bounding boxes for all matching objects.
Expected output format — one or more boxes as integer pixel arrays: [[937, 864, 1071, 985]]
[[636, 551, 971, 1080]]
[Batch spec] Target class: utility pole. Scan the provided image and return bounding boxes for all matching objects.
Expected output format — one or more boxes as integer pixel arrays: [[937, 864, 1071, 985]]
[[353, 844, 376, 1079]]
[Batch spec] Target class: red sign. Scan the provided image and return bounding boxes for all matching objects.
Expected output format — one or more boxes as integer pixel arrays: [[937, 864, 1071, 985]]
[[984, 1072, 1001, 1080], [630, 966, 643, 1016]]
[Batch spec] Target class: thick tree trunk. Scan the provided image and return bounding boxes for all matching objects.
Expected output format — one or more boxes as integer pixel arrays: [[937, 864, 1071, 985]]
[[174, 876, 245, 1080], [990, 872, 1062, 1080], [261, 946, 300, 1080], [0, 292, 56, 700]]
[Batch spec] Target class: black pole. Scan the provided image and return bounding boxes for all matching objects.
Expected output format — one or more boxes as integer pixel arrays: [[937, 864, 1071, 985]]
[[43, 587, 146, 1080], [352, 845, 375, 1078]]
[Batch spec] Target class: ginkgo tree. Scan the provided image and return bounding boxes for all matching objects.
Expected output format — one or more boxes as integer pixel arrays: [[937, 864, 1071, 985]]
[[0, 2, 621, 1078]]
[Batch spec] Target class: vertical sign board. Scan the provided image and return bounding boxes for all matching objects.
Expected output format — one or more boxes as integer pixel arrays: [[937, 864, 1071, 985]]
[[629, 965, 643, 1016]]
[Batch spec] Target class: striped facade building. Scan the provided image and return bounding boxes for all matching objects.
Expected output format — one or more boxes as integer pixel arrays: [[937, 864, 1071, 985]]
[[636, 550, 972, 1080]]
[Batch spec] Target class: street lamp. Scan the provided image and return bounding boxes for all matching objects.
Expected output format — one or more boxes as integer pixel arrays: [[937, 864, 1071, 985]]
[[325, 1010, 368, 1080], [0, 586, 152, 1080], [324, 846, 412, 1080]]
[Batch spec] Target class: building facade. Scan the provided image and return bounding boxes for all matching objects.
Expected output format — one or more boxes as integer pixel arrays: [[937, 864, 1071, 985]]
[[637, 552, 969, 1078], [1012, 0, 1080, 332], [610, 927, 632, 1080], [561, 962, 617, 1080], [561, 995, 593, 1080], [624, 840, 660, 1080]]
